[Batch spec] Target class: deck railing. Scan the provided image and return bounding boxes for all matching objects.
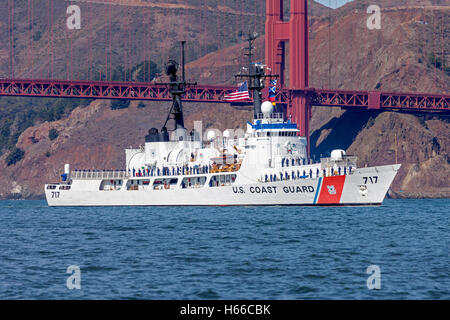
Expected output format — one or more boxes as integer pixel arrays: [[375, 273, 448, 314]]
[[71, 170, 129, 180]]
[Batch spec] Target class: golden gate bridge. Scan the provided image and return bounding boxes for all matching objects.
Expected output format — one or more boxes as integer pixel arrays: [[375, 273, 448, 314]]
[[1, 0, 449, 154]]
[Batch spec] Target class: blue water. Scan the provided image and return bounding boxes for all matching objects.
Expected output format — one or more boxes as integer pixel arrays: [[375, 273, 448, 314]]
[[0, 199, 448, 299]]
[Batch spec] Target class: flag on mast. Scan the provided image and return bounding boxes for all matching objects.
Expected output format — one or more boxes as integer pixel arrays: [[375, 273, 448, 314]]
[[224, 81, 250, 102], [268, 79, 277, 104]]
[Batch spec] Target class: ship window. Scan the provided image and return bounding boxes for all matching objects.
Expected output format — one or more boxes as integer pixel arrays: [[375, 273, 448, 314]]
[[181, 176, 207, 189], [126, 180, 139, 190], [153, 178, 178, 190], [209, 174, 237, 187], [100, 180, 122, 191]]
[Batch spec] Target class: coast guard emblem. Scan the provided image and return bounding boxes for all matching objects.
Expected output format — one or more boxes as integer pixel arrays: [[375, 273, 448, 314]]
[[358, 185, 368, 196], [327, 185, 337, 195]]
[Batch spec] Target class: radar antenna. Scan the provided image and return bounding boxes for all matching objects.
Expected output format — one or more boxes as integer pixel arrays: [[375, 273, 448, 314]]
[[156, 41, 197, 131], [235, 33, 279, 118]]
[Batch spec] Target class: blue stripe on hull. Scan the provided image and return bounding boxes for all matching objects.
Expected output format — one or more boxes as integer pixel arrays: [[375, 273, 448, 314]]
[[313, 177, 323, 204]]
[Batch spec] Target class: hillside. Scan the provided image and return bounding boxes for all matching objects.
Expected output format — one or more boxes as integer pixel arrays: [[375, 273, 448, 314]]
[[0, 0, 329, 80], [0, 0, 328, 156], [309, 2, 449, 198], [0, 1, 449, 199]]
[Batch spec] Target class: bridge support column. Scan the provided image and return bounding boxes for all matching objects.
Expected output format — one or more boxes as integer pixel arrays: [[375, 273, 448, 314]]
[[265, 0, 311, 157], [289, 92, 310, 155]]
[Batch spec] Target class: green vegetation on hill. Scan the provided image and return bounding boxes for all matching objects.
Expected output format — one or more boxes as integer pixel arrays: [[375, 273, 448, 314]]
[[0, 97, 92, 158], [6, 147, 25, 166], [0, 60, 161, 164], [48, 128, 59, 141], [427, 53, 450, 76], [110, 100, 131, 110]]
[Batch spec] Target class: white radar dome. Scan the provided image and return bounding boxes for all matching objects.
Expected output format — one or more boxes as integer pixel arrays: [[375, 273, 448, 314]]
[[223, 130, 231, 139], [207, 130, 216, 141], [330, 149, 346, 161], [261, 101, 274, 116]]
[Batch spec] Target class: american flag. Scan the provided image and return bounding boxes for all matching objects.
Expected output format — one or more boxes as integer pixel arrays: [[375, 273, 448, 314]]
[[224, 81, 250, 102]]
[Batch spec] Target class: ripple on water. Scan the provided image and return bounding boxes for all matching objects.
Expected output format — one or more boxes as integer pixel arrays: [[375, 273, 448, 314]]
[[304, 274, 326, 280], [289, 286, 319, 295], [195, 289, 220, 299]]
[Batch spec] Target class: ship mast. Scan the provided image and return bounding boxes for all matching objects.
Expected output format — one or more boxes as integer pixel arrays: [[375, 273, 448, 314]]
[[158, 41, 196, 131], [235, 33, 278, 119]]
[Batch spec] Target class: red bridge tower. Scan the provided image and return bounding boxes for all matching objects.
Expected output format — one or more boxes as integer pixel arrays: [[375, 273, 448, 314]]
[[265, 0, 311, 155]]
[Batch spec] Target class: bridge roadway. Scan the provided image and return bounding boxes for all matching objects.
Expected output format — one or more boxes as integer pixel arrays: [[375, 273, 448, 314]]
[[0, 78, 448, 114]]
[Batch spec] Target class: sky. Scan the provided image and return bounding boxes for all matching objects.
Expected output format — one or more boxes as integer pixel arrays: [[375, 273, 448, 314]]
[[315, 0, 354, 9]]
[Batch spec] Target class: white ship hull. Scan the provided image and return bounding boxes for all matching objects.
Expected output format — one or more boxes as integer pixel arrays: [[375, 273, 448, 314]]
[[45, 164, 400, 207]]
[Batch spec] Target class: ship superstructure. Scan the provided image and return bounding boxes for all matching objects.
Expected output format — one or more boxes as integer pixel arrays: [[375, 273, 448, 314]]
[[45, 38, 400, 206]]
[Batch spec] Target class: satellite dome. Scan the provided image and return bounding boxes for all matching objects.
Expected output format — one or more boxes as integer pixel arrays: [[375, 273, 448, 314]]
[[207, 130, 216, 141], [331, 149, 346, 161], [261, 101, 274, 116], [223, 130, 231, 139]]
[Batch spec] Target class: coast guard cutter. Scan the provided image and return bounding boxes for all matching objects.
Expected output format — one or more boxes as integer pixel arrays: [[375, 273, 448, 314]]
[[45, 38, 400, 206]]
